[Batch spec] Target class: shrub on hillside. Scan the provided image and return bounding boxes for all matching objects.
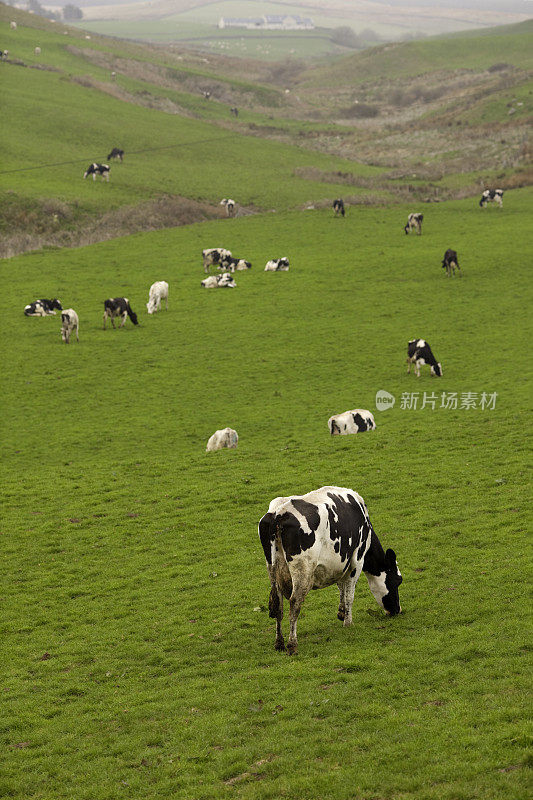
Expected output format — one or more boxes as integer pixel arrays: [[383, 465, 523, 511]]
[[340, 103, 379, 119]]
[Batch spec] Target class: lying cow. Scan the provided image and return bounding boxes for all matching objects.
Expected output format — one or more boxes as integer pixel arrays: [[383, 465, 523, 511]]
[[328, 409, 376, 435], [258, 485, 402, 654], [107, 148, 124, 161], [441, 248, 460, 277], [103, 298, 139, 329], [333, 198, 345, 217], [203, 247, 232, 274], [219, 256, 251, 272], [404, 213, 423, 235], [479, 189, 503, 208], [60, 309, 79, 344], [24, 298, 62, 316], [407, 339, 442, 377], [146, 281, 169, 314], [83, 163, 110, 182], [201, 273, 236, 289], [264, 257, 289, 271], [206, 427, 238, 452], [220, 198, 236, 217]]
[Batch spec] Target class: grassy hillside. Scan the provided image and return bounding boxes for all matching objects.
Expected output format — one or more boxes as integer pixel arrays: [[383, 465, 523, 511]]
[[1, 6, 531, 257], [1, 189, 531, 799]]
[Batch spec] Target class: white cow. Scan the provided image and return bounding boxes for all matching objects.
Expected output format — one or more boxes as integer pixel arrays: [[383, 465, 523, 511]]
[[201, 273, 236, 288], [328, 409, 376, 435], [146, 281, 169, 314], [60, 309, 79, 344], [206, 427, 238, 452]]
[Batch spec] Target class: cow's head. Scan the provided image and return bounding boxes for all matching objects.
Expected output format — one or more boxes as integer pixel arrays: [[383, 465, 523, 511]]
[[381, 549, 402, 616], [129, 310, 139, 325], [431, 363, 443, 377], [52, 299, 62, 311]]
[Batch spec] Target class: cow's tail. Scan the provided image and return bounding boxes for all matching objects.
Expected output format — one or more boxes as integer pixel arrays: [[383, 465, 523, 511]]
[[268, 515, 292, 616]]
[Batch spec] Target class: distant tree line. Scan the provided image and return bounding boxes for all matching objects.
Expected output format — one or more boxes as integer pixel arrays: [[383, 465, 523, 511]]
[[23, 0, 83, 21]]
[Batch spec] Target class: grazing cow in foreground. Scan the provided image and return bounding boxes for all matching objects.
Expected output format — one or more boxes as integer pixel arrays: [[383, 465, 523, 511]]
[[407, 339, 442, 377], [83, 163, 110, 182], [206, 427, 238, 452], [220, 256, 251, 272], [146, 281, 169, 314], [103, 298, 139, 329], [441, 248, 460, 277], [220, 198, 236, 217], [203, 247, 232, 273], [264, 257, 289, 271], [60, 309, 79, 344], [259, 486, 402, 654], [107, 148, 124, 161], [404, 213, 423, 235], [333, 198, 345, 217], [201, 273, 236, 289], [328, 409, 376, 435], [479, 189, 503, 208], [24, 298, 62, 316]]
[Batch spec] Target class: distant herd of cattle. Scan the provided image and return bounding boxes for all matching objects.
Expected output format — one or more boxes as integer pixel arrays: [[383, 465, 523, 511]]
[[23, 178, 505, 651]]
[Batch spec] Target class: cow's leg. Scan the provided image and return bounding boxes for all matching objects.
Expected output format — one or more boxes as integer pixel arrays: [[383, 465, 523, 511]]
[[119, 312, 127, 328], [287, 571, 313, 655], [415, 361, 421, 378], [165, 295, 168, 310], [103, 311, 108, 329], [341, 571, 361, 626], [407, 357, 412, 374], [75, 324, 79, 343], [92, 172, 96, 181], [337, 581, 347, 621], [269, 585, 285, 651]]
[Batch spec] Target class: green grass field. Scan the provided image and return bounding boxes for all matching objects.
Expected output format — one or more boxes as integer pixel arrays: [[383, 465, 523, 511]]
[[2, 190, 532, 799]]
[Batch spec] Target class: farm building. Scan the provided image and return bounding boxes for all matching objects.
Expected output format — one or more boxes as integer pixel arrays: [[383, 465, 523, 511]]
[[218, 15, 314, 31]]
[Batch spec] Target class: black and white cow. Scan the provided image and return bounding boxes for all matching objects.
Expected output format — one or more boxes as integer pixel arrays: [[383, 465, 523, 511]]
[[107, 148, 124, 161], [203, 247, 232, 274], [441, 248, 460, 277], [202, 91, 211, 99], [219, 256, 251, 272], [103, 298, 139, 329], [333, 198, 345, 217], [264, 257, 289, 272], [328, 409, 376, 435], [220, 199, 236, 217], [60, 309, 79, 344], [230, 107, 239, 117], [146, 281, 169, 314], [1, 49, 9, 60], [201, 273, 236, 289], [404, 213, 423, 235], [407, 339, 442, 377], [258, 486, 402, 654], [479, 189, 503, 208], [24, 298, 62, 316], [83, 163, 110, 182]]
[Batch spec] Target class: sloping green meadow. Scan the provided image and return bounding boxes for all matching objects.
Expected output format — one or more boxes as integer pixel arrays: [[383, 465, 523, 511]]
[[1, 191, 532, 799]]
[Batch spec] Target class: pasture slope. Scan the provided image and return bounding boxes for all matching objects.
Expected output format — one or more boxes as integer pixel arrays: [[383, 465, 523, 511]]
[[1, 190, 532, 799]]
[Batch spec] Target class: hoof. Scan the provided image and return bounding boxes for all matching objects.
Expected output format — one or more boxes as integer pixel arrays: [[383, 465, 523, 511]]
[[287, 642, 298, 656], [275, 639, 286, 652], [337, 610, 345, 621]]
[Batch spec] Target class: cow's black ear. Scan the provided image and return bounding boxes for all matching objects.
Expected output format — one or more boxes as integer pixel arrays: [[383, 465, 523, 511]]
[[385, 549, 397, 569]]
